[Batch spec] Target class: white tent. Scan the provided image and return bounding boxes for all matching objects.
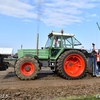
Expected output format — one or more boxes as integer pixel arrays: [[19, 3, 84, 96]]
[[0, 48, 13, 55]]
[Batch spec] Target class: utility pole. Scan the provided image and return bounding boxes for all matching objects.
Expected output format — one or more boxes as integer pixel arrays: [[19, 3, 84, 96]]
[[21, 45, 23, 49], [36, 34, 39, 57]]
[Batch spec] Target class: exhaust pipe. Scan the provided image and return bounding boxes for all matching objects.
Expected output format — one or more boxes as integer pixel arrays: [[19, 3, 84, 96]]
[[36, 33, 39, 57]]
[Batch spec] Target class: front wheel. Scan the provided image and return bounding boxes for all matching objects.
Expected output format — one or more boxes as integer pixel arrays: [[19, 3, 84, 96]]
[[15, 56, 39, 80], [57, 50, 87, 80]]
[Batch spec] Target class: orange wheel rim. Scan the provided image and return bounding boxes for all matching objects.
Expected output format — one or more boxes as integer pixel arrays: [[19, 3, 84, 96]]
[[64, 54, 85, 77], [20, 62, 35, 76]]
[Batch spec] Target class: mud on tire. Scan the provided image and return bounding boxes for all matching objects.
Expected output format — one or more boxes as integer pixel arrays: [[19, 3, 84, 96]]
[[57, 50, 87, 80], [15, 56, 39, 80]]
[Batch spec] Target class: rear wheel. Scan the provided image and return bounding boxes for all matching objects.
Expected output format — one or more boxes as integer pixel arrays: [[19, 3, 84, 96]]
[[15, 56, 39, 80], [57, 50, 87, 79], [0, 62, 8, 71]]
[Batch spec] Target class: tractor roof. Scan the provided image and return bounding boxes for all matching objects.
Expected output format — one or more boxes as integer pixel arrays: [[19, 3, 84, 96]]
[[48, 31, 74, 37]]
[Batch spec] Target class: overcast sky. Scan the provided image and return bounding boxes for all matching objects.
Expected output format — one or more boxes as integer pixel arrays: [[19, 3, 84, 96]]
[[0, 0, 100, 54]]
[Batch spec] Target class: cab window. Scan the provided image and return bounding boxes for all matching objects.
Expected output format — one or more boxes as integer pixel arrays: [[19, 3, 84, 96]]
[[52, 36, 61, 48], [63, 36, 72, 48], [45, 36, 53, 48]]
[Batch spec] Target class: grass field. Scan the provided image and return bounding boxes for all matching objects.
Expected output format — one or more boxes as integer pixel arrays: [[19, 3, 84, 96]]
[[51, 94, 100, 100]]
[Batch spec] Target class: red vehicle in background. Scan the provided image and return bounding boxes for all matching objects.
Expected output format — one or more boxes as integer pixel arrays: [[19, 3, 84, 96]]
[[96, 49, 100, 67]]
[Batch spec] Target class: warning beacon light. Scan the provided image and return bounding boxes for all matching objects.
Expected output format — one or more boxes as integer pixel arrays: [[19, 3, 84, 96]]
[[61, 29, 63, 34]]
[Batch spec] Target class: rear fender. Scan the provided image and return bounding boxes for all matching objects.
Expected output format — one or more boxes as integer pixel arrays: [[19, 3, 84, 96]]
[[56, 49, 88, 60]]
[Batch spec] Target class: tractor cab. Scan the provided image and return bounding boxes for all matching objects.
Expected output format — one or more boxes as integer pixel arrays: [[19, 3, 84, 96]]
[[45, 30, 82, 59]]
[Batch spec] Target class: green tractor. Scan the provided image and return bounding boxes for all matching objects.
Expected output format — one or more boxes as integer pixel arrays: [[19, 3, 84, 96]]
[[14, 30, 95, 80]]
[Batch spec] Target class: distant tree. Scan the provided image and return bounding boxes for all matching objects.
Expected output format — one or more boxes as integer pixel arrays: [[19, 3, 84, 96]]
[[13, 53, 18, 58]]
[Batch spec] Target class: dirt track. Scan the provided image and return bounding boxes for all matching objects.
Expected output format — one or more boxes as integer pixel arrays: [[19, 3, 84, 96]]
[[0, 63, 100, 100]]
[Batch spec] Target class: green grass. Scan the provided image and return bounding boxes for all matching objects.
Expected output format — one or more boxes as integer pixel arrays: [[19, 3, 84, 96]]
[[36, 94, 100, 100], [37, 94, 100, 100], [52, 94, 100, 100]]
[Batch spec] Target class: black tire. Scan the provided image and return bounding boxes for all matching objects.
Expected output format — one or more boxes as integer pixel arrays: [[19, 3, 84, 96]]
[[0, 63, 8, 71], [57, 50, 87, 80], [15, 56, 39, 80]]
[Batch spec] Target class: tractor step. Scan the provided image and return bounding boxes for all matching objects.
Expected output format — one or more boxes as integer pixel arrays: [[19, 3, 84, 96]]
[[49, 60, 56, 71], [50, 67, 55, 71]]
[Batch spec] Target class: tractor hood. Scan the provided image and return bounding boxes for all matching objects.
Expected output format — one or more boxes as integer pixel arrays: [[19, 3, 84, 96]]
[[18, 49, 49, 59]]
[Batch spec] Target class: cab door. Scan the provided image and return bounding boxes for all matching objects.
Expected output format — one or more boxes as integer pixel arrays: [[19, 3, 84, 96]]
[[50, 36, 62, 59]]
